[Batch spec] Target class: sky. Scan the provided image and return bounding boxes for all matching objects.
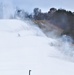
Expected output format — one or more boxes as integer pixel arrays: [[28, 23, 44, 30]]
[[0, 0, 74, 13], [12, 0, 74, 12]]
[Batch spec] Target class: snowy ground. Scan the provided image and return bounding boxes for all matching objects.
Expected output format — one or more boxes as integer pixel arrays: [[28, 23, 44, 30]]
[[0, 19, 74, 75]]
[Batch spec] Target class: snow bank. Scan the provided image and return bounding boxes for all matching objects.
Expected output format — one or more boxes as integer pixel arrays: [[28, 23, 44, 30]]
[[0, 19, 74, 75], [0, 19, 45, 37]]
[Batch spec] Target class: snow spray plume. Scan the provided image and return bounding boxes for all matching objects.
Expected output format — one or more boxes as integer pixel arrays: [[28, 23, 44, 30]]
[[0, 0, 15, 19], [47, 29, 74, 62]]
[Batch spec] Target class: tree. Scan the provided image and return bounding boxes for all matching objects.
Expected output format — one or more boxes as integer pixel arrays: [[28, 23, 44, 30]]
[[33, 8, 41, 20], [14, 8, 29, 20], [48, 8, 57, 14], [33, 8, 41, 16]]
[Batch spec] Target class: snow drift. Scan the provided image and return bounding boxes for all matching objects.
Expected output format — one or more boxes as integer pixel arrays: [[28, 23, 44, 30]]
[[0, 19, 74, 75]]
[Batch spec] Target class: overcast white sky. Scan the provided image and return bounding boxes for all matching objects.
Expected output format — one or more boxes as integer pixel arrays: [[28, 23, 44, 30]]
[[1, 0, 74, 12], [13, 0, 74, 11]]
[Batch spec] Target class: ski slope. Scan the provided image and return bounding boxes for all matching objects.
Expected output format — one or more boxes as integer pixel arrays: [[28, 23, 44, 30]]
[[0, 19, 74, 75]]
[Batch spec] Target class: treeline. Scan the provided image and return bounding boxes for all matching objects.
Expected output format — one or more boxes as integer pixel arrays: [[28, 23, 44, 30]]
[[14, 7, 74, 39], [15, 7, 74, 29]]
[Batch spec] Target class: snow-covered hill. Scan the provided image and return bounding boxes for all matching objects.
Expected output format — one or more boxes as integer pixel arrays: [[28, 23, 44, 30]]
[[0, 19, 74, 75]]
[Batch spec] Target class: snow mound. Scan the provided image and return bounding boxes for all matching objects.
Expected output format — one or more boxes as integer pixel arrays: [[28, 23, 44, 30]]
[[0, 19, 74, 75], [0, 19, 45, 37]]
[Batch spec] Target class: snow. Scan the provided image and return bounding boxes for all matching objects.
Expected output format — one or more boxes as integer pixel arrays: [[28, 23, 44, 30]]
[[0, 19, 74, 75]]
